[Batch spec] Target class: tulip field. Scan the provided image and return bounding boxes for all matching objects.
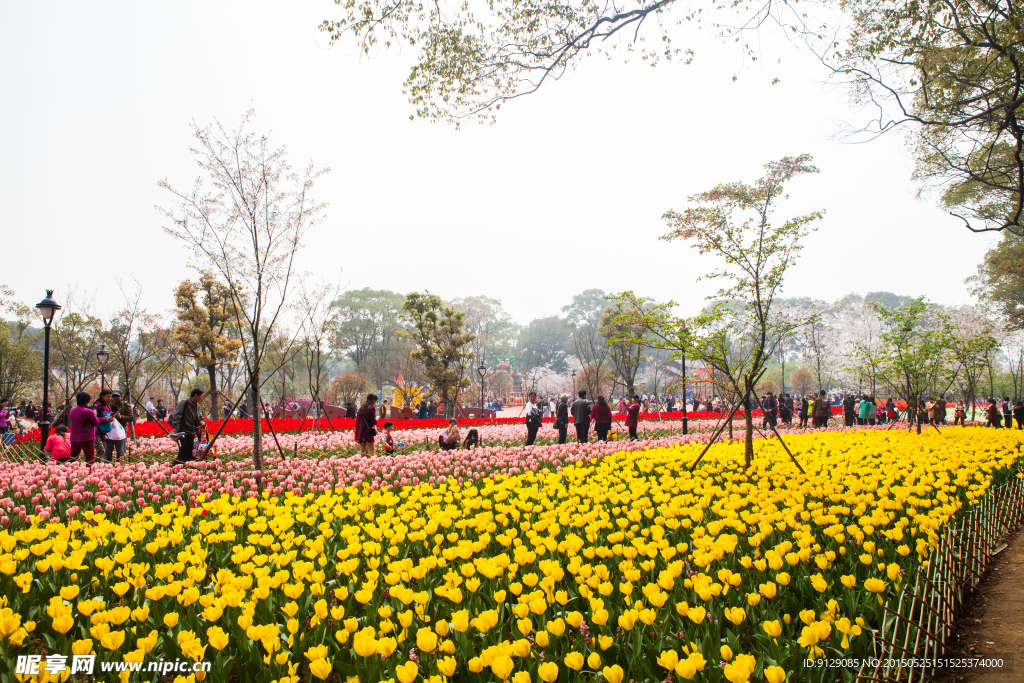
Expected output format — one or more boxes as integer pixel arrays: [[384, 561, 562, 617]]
[[0, 427, 1021, 683]]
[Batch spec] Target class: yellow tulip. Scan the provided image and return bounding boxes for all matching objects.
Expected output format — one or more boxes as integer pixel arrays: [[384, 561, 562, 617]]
[[587, 652, 601, 669], [723, 661, 751, 683], [451, 610, 469, 632], [490, 655, 514, 680], [377, 637, 397, 657], [764, 665, 787, 683], [395, 661, 418, 683], [207, 627, 229, 651], [656, 650, 679, 670], [564, 652, 584, 671], [416, 627, 437, 653], [164, 613, 179, 628], [538, 662, 559, 682], [309, 658, 332, 681], [603, 665, 624, 683], [721, 645, 733, 661], [52, 615, 74, 634], [437, 656, 457, 676]]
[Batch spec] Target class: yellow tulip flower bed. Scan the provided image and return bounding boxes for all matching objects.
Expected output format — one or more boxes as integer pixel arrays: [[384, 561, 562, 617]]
[[0, 429, 1020, 683]]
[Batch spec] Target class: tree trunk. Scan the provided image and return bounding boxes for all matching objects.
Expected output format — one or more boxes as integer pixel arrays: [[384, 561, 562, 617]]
[[207, 366, 219, 421], [251, 368, 264, 487], [743, 379, 754, 468]]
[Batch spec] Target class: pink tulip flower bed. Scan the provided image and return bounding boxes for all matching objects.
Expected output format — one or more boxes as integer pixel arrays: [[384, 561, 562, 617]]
[[0, 422, 912, 530], [123, 419, 718, 461]]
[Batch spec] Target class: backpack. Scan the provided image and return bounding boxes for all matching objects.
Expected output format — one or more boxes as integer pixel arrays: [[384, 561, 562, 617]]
[[525, 403, 542, 427]]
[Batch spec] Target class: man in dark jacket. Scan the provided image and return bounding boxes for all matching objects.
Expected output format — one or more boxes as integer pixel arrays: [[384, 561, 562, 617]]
[[934, 396, 947, 424], [555, 395, 570, 445], [843, 394, 856, 427], [170, 388, 205, 464], [762, 392, 778, 429], [571, 390, 591, 443], [813, 389, 831, 428]]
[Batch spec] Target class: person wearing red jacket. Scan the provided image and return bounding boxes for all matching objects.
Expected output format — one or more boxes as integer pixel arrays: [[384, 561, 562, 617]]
[[590, 395, 614, 441], [985, 398, 1002, 428], [624, 395, 642, 441]]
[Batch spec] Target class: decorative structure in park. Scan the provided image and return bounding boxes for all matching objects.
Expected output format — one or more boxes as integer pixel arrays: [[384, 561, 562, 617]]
[[480, 356, 523, 401]]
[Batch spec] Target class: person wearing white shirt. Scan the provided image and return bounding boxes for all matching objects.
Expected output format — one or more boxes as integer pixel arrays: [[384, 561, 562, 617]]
[[145, 397, 156, 422]]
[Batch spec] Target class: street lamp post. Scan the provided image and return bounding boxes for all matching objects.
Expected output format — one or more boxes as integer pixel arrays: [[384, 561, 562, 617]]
[[97, 344, 109, 391], [681, 347, 688, 435], [35, 290, 62, 453], [780, 339, 785, 396], [478, 362, 487, 416]]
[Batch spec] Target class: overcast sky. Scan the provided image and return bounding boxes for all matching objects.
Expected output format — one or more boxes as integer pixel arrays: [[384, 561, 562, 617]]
[[0, 1, 995, 325]]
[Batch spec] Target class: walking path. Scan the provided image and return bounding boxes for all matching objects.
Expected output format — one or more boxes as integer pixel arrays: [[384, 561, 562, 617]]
[[943, 527, 1023, 682]]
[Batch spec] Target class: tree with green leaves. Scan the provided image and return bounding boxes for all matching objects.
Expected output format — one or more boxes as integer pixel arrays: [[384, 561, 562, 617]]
[[517, 317, 570, 373], [833, 0, 1024, 234], [970, 230, 1024, 330], [0, 286, 39, 402], [48, 294, 105, 413], [853, 297, 959, 433], [946, 305, 1000, 420], [599, 301, 648, 396], [614, 154, 822, 466], [173, 272, 243, 420], [333, 288, 408, 390], [401, 292, 475, 419]]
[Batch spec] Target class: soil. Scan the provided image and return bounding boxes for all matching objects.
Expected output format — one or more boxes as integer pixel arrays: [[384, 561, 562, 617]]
[[938, 526, 1023, 683]]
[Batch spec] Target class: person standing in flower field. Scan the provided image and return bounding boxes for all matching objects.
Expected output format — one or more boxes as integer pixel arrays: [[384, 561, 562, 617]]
[[380, 421, 404, 455], [813, 389, 831, 428], [145, 396, 156, 421], [624, 394, 642, 441], [762, 391, 778, 429], [354, 393, 378, 455], [0, 398, 9, 444], [571, 390, 591, 443], [102, 392, 130, 463], [170, 388, 206, 464], [524, 392, 542, 446], [68, 391, 107, 465], [985, 398, 1002, 428], [590, 395, 613, 442], [555, 394, 569, 445]]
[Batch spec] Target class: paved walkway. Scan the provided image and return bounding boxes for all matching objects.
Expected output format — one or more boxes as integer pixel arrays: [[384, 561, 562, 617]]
[[948, 527, 1024, 682]]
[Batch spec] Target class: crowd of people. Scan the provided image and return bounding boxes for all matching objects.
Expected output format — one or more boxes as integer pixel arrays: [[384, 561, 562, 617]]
[[9, 383, 1024, 467]]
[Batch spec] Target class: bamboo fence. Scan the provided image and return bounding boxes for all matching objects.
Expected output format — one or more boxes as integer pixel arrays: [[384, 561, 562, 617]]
[[857, 463, 1024, 682]]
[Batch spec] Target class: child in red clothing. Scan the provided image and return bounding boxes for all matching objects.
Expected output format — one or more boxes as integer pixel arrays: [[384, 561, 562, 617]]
[[380, 422, 404, 455]]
